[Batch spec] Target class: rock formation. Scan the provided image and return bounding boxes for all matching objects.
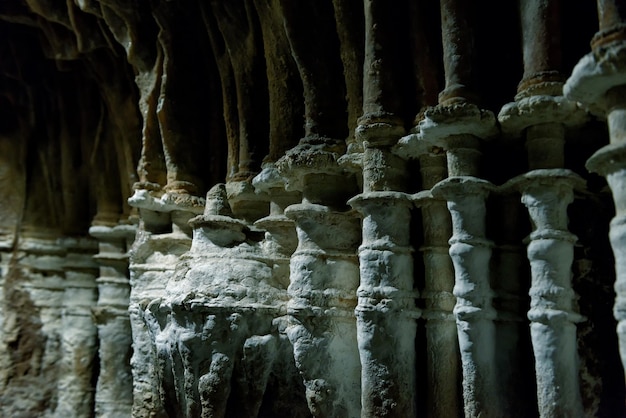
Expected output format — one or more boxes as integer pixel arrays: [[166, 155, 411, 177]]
[[0, 1, 625, 417]]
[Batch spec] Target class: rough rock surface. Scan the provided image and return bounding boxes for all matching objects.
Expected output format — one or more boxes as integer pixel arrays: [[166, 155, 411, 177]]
[[0, 1, 625, 417]]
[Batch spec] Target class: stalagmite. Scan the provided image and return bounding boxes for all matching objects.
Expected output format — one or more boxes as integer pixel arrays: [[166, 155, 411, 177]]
[[3, 1, 626, 416], [498, 1, 587, 415], [55, 238, 99, 418], [89, 222, 136, 417], [252, 163, 299, 287], [128, 195, 191, 417], [277, 146, 361, 417], [412, 153, 461, 417], [143, 183, 297, 417], [346, 1, 419, 416], [348, 186, 418, 417], [422, 1, 501, 415], [565, 0, 626, 383], [504, 171, 586, 417]]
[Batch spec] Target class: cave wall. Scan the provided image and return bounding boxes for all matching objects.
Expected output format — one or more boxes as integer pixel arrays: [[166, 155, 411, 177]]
[[0, 0, 625, 417]]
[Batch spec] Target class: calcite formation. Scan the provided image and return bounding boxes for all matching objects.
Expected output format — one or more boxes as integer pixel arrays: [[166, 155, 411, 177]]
[[1, 1, 626, 417]]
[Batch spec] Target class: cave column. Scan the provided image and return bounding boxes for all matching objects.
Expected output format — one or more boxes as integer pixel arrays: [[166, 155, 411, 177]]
[[347, 141, 418, 417], [10, 230, 67, 398], [430, 174, 498, 418], [142, 183, 289, 418], [252, 163, 300, 287], [343, 0, 419, 415], [392, 3, 460, 413], [276, 1, 362, 415], [503, 172, 585, 417], [497, 1, 587, 416], [89, 222, 137, 417], [411, 152, 460, 417], [420, 1, 501, 416], [277, 145, 361, 418], [565, 0, 626, 382], [54, 237, 99, 418], [127, 146, 198, 417]]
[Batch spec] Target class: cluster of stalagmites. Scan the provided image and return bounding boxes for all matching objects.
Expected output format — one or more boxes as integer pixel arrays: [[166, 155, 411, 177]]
[[3, 0, 626, 417]]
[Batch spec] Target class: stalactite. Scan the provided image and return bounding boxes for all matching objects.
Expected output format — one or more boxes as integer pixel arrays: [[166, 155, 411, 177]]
[[332, 0, 364, 149], [201, 3, 240, 182], [251, 0, 303, 163]]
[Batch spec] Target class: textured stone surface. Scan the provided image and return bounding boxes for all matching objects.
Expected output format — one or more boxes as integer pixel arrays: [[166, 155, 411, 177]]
[[0, 1, 625, 417]]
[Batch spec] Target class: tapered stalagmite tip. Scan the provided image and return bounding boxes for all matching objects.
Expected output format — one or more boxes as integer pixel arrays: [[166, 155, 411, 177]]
[[204, 184, 233, 217]]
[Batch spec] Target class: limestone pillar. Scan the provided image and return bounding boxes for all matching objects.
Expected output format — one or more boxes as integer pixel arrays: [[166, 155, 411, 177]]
[[423, 3, 501, 412], [412, 153, 460, 418], [128, 187, 197, 417], [277, 143, 361, 418], [344, 1, 419, 415], [12, 231, 67, 415], [348, 189, 417, 418], [54, 237, 99, 418], [89, 223, 136, 417], [498, 2, 588, 415], [395, 5, 500, 416], [431, 176, 499, 418], [564, 0, 626, 382], [273, 3, 361, 414], [252, 163, 299, 289], [504, 172, 586, 417], [142, 184, 289, 418]]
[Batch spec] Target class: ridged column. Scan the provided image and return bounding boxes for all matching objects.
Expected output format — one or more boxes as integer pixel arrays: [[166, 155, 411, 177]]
[[143, 183, 290, 417], [412, 153, 460, 418], [504, 171, 585, 417], [89, 223, 136, 417], [348, 187, 418, 417], [347, 0, 419, 414], [277, 144, 361, 418], [128, 186, 194, 417], [431, 177, 499, 418], [426, 2, 502, 415], [564, 0, 626, 381], [498, 2, 587, 415], [55, 237, 99, 418]]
